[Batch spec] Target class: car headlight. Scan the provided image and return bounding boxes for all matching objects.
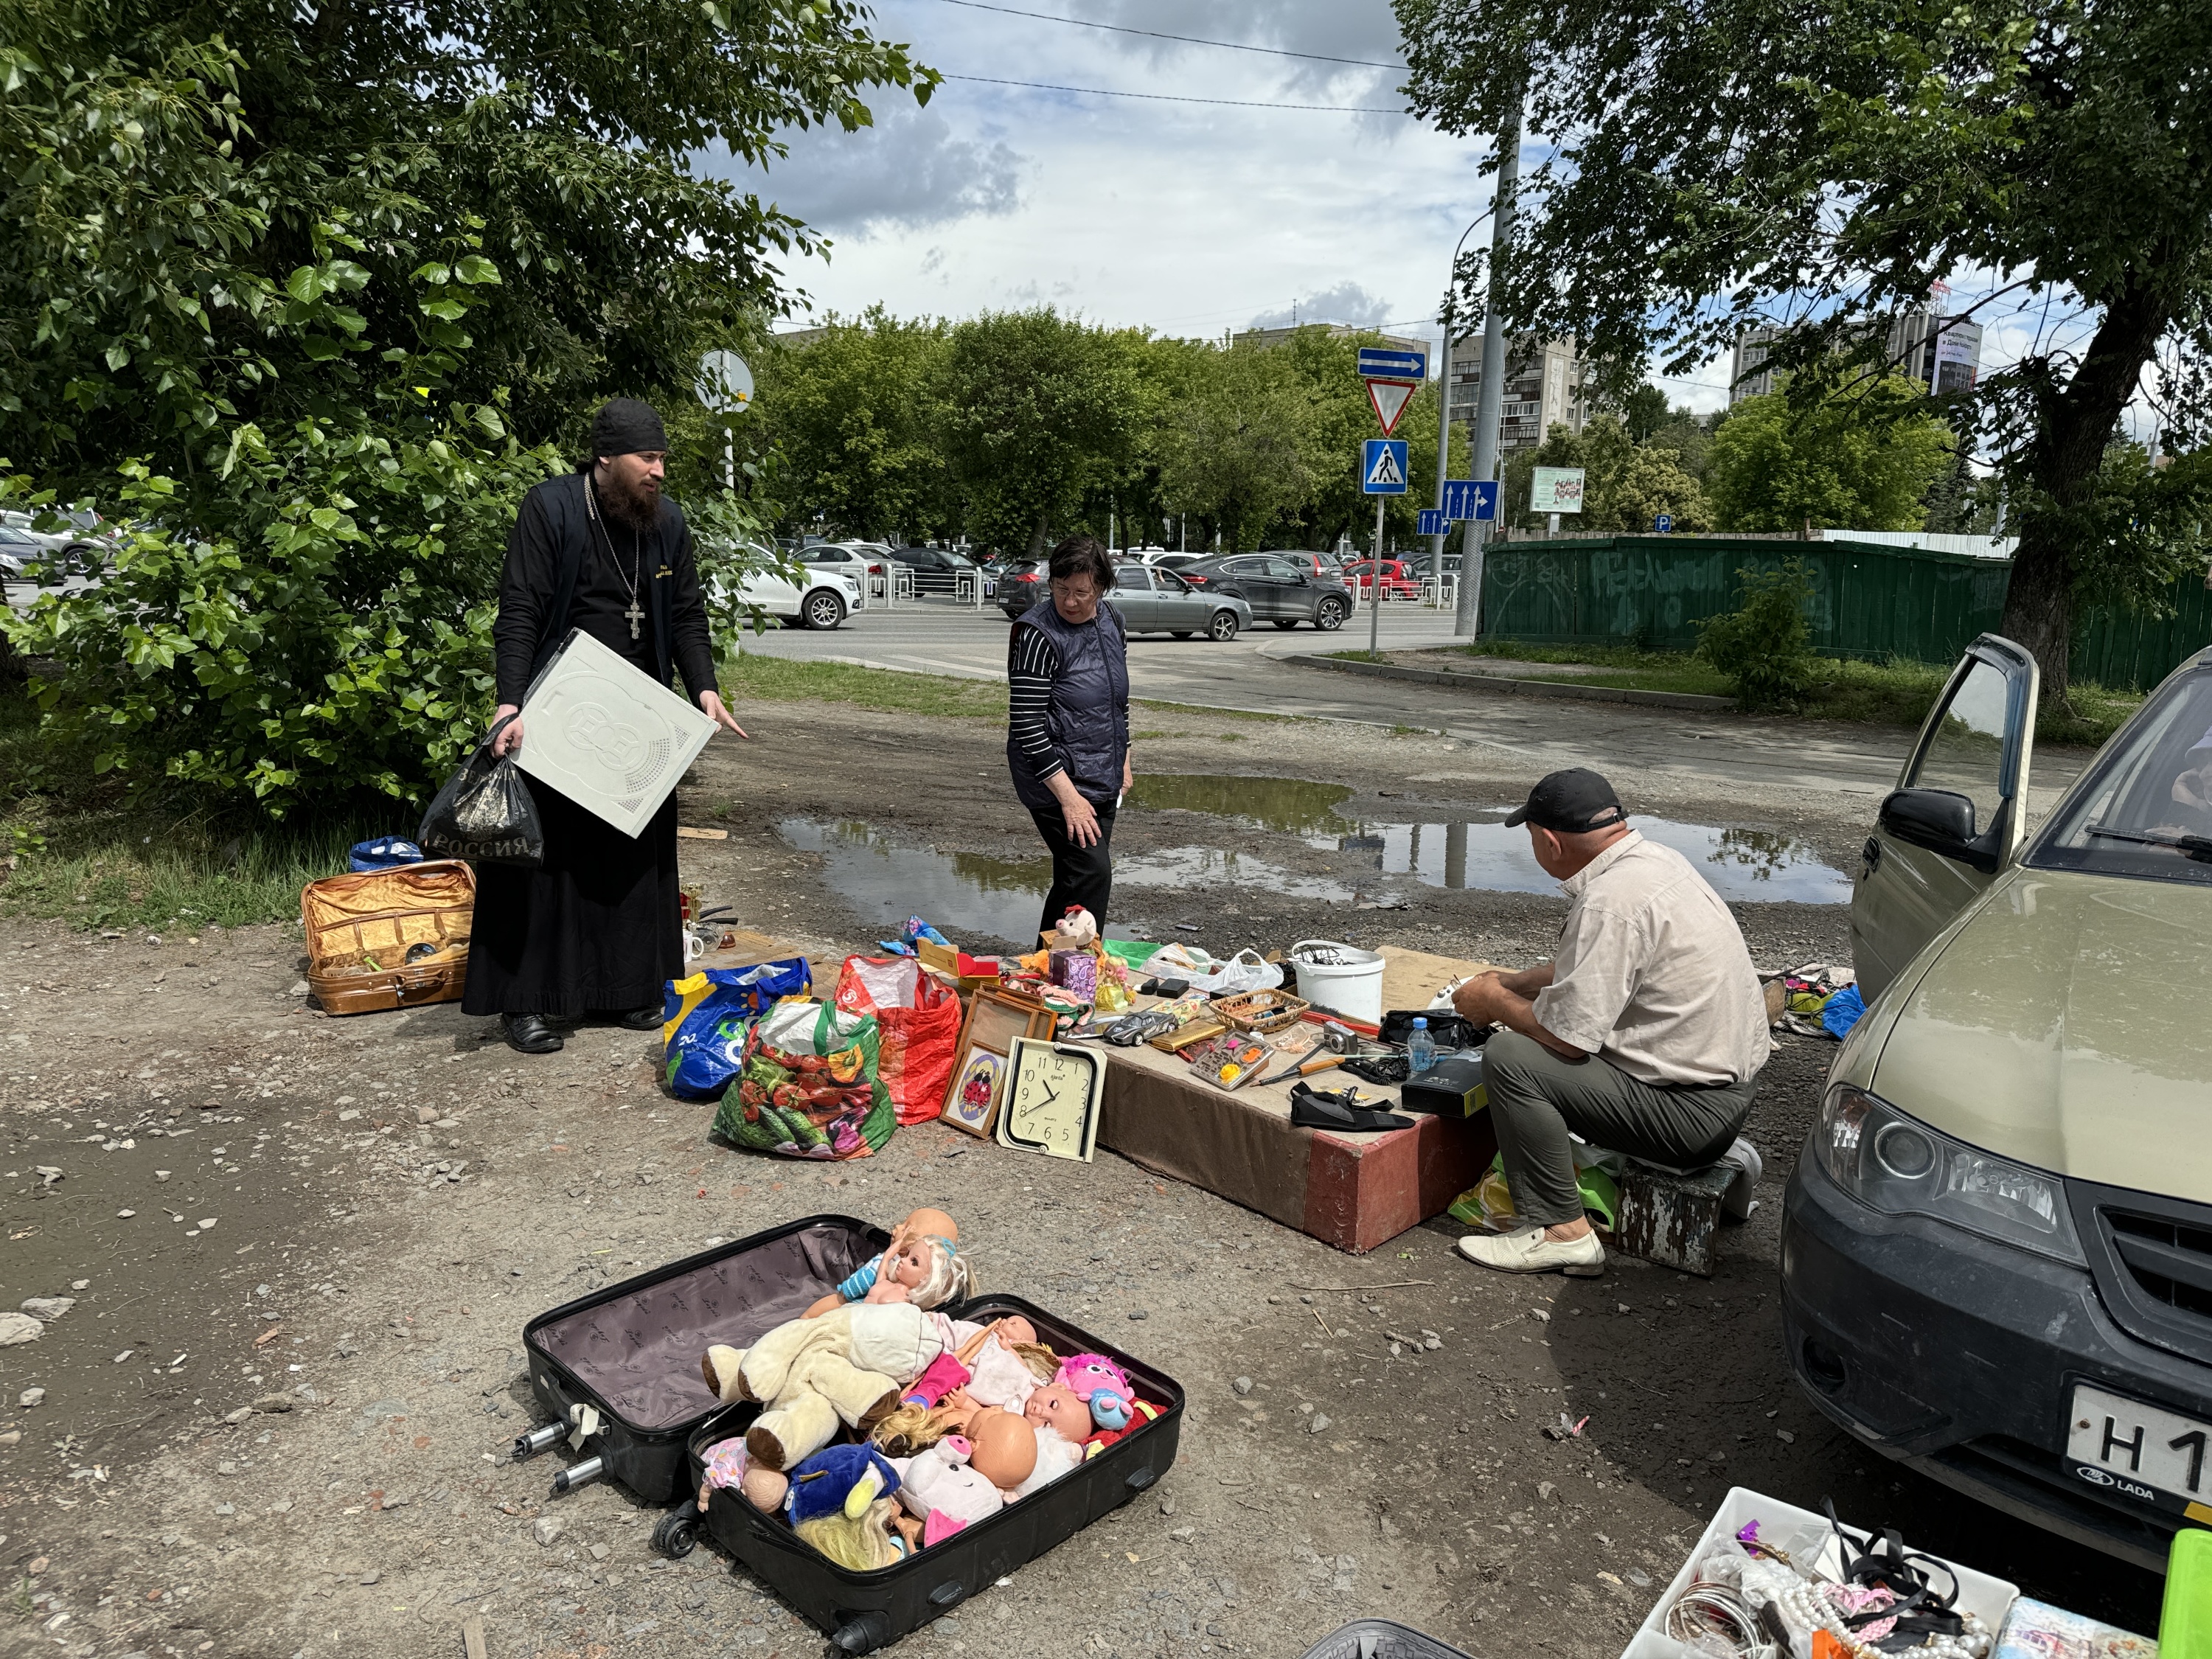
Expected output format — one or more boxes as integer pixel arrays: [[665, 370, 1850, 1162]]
[[1815, 1084, 2084, 1265]]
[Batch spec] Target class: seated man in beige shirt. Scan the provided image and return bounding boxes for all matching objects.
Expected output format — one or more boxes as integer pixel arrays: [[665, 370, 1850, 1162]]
[[1452, 768, 1770, 1276]]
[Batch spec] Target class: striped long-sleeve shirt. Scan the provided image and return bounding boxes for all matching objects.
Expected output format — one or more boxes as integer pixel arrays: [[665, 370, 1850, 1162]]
[[1008, 626, 1065, 783]]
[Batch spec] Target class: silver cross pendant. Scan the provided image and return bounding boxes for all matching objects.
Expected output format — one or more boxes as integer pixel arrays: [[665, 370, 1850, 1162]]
[[625, 600, 644, 641]]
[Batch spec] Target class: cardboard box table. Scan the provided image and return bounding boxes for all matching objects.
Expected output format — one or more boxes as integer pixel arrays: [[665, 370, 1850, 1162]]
[[1098, 947, 1496, 1253]]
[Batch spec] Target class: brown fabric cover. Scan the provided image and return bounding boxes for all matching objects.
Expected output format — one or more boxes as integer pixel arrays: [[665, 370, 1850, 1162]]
[[530, 1222, 876, 1431]]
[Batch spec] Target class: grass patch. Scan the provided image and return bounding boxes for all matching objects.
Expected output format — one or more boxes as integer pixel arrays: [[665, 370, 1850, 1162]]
[[1433, 641, 2140, 748], [2, 689, 383, 931], [721, 653, 1006, 719]]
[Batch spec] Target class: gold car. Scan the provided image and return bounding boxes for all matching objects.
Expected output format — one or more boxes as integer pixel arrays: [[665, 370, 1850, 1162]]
[[1784, 634, 2212, 1571]]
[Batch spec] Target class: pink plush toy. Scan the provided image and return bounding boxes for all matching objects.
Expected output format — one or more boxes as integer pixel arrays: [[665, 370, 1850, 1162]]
[[1054, 1354, 1135, 1432]]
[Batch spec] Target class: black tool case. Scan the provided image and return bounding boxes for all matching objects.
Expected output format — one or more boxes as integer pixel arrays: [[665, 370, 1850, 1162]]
[[666, 1292, 1185, 1655], [516, 1213, 888, 1504]]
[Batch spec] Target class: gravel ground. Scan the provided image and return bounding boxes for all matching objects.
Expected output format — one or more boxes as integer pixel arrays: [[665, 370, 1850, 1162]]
[[0, 695, 2163, 1658]]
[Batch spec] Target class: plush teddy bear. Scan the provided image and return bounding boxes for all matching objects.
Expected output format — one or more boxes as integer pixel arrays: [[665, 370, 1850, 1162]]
[[701, 1301, 951, 1470]]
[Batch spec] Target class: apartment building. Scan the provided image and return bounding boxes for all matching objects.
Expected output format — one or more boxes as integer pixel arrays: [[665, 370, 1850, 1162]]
[[1731, 311, 1983, 403]]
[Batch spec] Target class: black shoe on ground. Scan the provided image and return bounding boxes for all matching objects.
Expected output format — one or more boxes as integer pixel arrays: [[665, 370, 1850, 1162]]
[[502, 1013, 566, 1054], [615, 1004, 664, 1031]]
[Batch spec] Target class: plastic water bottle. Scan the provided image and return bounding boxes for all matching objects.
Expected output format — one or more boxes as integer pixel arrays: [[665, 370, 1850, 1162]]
[[1407, 1016, 1438, 1075]]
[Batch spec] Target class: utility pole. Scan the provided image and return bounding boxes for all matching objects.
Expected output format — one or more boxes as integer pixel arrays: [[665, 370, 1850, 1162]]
[[1456, 87, 1523, 639], [1427, 213, 1492, 579]]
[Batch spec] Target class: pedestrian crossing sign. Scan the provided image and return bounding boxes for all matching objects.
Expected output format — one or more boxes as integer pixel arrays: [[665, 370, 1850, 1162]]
[[1362, 439, 1409, 495]]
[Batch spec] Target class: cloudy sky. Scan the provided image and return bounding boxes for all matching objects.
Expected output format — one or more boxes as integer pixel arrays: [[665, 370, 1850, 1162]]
[[700, 0, 2150, 431], [699, 0, 1737, 410]]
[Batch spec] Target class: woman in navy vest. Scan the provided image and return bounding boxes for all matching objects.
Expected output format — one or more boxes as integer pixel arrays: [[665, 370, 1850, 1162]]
[[1006, 536, 1131, 937]]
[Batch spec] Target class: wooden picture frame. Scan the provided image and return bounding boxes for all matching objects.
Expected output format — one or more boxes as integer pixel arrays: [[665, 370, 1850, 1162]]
[[941, 987, 1054, 1137], [996, 1037, 1107, 1163]]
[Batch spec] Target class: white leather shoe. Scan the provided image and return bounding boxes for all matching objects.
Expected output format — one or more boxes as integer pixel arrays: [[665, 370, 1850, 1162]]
[[1455, 1228, 1606, 1276]]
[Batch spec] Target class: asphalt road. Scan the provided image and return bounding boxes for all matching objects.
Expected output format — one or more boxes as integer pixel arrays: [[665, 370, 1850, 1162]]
[[741, 598, 2091, 813]]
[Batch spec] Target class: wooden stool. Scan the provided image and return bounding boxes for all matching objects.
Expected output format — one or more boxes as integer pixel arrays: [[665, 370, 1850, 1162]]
[[1612, 1161, 1739, 1276]]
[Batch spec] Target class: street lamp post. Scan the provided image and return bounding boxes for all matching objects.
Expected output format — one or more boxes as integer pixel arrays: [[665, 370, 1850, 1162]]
[[1428, 212, 1492, 582], [1455, 88, 1525, 639]]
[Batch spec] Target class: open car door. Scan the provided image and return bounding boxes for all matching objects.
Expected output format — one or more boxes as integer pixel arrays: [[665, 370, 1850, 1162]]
[[1850, 633, 2039, 1004]]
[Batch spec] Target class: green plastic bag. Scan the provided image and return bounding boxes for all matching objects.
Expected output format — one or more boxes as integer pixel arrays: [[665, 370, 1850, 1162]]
[[1447, 1152, 1619, 1231], [711, 1000, 895, 1161]]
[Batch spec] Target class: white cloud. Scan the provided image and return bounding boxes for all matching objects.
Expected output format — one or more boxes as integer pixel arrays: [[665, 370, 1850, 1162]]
[[1249, 282, 1398, 330], [705, 101, 1023, 236], [740, 0, 1495, 333]]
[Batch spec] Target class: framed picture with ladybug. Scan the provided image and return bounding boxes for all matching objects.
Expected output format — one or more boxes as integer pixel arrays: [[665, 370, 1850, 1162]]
[[941, 987, 1054, 1138], [995, 1037, 1106, 1163]]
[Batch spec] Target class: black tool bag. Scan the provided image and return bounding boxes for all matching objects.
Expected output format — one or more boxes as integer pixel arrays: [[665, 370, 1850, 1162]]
[[1377, 1009, 1489, 1050], [417, 714, 544, 866]]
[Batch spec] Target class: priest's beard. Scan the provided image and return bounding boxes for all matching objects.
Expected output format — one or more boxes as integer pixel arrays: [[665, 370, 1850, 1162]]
[[598, 465, 663, 532]]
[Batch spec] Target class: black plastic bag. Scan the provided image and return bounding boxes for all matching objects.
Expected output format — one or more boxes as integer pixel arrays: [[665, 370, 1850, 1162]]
[[417, 714, 544, 866]]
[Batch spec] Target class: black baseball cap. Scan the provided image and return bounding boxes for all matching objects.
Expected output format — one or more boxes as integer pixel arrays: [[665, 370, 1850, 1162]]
[[1503, 768, 1627, 833]]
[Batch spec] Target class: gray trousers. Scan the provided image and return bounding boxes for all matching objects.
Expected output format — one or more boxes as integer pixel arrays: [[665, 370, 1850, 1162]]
[[1481, 1030, 1758, 1227]]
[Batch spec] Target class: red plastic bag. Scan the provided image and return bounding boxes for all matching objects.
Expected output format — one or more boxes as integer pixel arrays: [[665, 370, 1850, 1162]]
[[835, 956, 962, 1125]]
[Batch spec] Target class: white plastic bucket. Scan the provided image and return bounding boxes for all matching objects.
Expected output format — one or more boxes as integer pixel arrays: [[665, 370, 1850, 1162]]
[[1288, 939, 1385, 1026]]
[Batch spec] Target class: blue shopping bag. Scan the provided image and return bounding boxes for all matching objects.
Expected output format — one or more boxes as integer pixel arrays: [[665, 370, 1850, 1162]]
[[659, 959, 813, 1100]]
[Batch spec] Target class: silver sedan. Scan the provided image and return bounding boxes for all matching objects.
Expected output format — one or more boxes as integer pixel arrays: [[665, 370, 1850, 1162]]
[[1106, 563, 1252, 641]]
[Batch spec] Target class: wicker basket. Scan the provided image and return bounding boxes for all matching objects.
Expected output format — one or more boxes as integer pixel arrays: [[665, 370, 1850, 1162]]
[[1210, 987, 1311, 1034], [302, 860, 476, 1015]]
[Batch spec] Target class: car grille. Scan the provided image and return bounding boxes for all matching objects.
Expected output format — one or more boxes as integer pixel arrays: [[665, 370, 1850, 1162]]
[[2071, 1180, 2212, 1366], [2107, 1211, 2212, 1321]]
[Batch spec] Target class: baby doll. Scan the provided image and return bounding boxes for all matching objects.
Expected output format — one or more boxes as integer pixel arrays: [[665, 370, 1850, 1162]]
[[1023, 1384, 1095, 1447], [696, 1436, 790, 1514], [806, 1208, 968, 1318]]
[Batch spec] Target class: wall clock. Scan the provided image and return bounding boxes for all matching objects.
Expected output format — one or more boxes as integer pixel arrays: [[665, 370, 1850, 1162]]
[[995, 1038, 1106, 1163]]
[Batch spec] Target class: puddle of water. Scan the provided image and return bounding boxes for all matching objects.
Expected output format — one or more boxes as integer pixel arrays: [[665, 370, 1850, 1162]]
[[1301, 818, 1848, 903], [1129, 773, 1848, 903], [779, 818, 1363, 941], [779, 818, 1057, 945], [1127, 774, 1357, 836]]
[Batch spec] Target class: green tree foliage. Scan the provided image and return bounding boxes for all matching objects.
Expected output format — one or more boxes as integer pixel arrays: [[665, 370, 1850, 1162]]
[[757, 310, 955, 544], [1621, 385, 1671, 443], [940, 310, 1141, 557], [1503, 416, 1711, 532], [1395, 0, 2212, 700], [1157, 343, 1317, 554], [0, 0, 925, 814], [1697, 560, 1818, 707], [1704, 376, 1953, 532]]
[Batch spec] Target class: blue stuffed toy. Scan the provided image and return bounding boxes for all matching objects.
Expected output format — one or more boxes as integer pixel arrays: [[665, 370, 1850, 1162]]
[[785, 1443, 902, 1527]]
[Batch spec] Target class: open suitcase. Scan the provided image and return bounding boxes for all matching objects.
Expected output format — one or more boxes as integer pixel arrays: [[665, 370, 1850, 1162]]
[[669, 1292, 1185, 1656], [517, 1213, 888, 1503]]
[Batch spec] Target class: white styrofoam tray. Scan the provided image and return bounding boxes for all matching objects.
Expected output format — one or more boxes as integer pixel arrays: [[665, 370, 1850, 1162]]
[[1619, 1486, 2020, 1659], [514, 629, 718, 838]]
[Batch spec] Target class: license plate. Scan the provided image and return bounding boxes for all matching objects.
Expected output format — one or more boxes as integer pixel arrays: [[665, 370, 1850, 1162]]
[[2065, 1382, 2212, 1509]]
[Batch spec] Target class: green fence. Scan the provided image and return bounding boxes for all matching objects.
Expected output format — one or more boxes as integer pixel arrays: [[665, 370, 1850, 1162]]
[[1478, 536, 2212, 692]]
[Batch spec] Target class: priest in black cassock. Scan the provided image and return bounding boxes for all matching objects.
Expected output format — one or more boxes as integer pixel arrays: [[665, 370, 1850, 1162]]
[[463, 397, 748, 1054]]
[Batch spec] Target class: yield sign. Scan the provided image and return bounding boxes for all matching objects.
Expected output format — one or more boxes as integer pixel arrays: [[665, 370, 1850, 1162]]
[[1366, 378, 1416, 437]]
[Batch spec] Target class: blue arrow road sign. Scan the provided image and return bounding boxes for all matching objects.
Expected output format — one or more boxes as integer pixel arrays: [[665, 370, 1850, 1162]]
[[1356, 347, 1426, 383], [1363, 439, 1409, 495], [1418, 508, 1446, 537], [1440, 479, 1499, 521]]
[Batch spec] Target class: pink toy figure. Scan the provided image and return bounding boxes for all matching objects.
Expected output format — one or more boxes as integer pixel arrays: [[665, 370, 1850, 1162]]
[[903, 1350, 972, 1410], [1054, 1353, 1135, 1432]]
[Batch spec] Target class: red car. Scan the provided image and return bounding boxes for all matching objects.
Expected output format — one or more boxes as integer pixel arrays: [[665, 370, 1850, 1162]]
[[1340, 559, 1422, 599]]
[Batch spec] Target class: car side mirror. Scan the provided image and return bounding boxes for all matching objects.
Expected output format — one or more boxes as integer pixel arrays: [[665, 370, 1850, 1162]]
[[1879, 787, 1996, 871]]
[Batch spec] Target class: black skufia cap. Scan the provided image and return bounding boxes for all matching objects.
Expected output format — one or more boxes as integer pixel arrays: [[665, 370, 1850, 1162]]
[[591, 397, 668, 459], [1503, 768, 1627, 833]]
